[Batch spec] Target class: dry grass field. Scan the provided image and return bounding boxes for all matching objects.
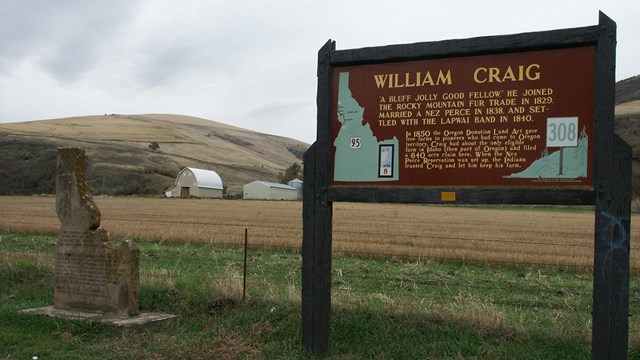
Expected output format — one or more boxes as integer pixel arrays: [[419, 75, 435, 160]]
[[1, 196, 639, 271]]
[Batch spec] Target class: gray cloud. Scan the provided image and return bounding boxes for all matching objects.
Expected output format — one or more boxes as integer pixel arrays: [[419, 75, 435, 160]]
[[0, 0, 137, 81]]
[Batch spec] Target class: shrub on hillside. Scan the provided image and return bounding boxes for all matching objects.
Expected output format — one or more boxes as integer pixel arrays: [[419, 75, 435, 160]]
[[113, 181, 161, 196]]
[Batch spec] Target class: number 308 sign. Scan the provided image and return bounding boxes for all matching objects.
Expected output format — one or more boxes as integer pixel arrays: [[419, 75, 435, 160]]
[[547, 117, 579, 147]]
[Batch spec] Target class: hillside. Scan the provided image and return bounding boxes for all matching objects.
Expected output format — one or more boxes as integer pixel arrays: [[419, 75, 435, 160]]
[[616, 75, 640, 105], [614, 75, 640, 200], [0, 114, 308, 196]]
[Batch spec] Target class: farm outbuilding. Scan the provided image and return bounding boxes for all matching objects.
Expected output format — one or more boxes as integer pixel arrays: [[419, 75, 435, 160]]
[[165, 167, 223, 198], [287, 178, 303, 200], [243, 181, 299, 200]]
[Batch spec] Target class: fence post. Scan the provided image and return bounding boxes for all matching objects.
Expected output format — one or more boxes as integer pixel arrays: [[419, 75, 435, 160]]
[[243, 221, 248, 302]]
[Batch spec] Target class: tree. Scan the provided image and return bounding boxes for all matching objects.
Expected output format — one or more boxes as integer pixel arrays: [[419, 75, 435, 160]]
[[278, 162, 302, 184], [149, 142, 160, 151]]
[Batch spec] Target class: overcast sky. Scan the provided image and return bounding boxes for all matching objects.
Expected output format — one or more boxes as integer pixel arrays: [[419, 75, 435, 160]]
[[1, 0, 638, 144]]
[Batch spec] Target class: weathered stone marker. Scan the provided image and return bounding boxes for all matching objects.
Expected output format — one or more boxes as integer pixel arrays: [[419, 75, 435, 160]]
[[22, 147, 175, 331], [54, 148, 139, 316]]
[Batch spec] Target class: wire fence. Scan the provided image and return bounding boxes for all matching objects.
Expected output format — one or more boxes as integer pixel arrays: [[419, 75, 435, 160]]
[[134, 225, 640, 324], [134, 246, 640, 341]]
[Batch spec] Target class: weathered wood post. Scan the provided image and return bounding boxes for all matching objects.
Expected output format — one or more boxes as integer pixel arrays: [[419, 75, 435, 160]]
[[302, 41, 334, 357], [592, 12, 632, 359]]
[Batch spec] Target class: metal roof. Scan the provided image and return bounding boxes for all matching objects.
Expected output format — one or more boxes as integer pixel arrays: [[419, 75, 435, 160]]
[[251, 181, 296, 190], [181, 167, 223, 189]]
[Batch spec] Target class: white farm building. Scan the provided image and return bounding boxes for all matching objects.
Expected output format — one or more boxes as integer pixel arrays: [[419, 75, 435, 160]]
[[165, 167, 223, 198], [243, 181, 299, 200], [288, 178, 303, 200]]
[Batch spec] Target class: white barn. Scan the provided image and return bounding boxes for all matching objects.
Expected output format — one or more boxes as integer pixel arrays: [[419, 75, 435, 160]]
[[165, 167, 223, 198], [243, 181, 298, 200]]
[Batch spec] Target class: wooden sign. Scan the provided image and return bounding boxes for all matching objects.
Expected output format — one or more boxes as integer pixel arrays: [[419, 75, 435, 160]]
[[303, 12, 631, 360]]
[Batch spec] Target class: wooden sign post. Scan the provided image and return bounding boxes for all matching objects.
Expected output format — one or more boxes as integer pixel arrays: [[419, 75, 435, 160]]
[[302, 12, 630, 359]]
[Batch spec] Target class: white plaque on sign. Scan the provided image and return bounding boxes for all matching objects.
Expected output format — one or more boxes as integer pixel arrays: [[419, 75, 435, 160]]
[[546, 117, 579, 147], [378, 144, 394, 177]]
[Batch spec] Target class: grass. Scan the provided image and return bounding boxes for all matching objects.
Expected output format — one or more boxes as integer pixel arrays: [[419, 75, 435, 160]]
[[2, 230, 639, 359]]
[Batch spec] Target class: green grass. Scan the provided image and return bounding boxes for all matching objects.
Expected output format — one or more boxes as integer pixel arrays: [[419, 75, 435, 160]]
[[1, 230, 639, 359]]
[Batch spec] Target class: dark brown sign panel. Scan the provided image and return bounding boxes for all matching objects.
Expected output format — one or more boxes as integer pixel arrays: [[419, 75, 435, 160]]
[[331, 46, 595, 188]]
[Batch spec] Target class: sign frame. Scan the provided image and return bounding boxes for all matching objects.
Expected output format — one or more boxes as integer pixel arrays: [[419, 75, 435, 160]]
[[302, 12, 631, 359]]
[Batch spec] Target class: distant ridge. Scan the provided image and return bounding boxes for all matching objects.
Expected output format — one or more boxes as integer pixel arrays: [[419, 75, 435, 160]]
[[616, 74, 640, 105], [0, 114, 309, 196]]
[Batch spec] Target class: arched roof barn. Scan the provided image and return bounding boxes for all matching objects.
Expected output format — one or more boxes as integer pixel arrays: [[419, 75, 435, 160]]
[[165, 167, 223, 198]]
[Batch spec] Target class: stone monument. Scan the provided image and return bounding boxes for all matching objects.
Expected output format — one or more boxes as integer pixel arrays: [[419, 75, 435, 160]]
[[54, 147, 139, 316], [22, 148, 175, 330]]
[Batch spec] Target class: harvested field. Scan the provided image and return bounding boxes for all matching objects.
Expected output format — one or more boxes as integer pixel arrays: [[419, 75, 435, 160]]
[[1, 196, 639, 271]]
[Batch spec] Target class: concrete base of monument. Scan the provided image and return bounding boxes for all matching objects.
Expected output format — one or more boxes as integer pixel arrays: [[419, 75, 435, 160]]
[[20, 306, 177, 334]]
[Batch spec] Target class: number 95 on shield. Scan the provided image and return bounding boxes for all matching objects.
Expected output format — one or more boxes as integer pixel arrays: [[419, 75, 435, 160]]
[[546, 117, 578, 148], [349, 136, 362, 149]]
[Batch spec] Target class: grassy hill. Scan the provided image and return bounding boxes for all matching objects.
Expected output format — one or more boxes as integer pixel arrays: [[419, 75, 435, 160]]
[[616, 75, 640, 105], [0, 114, 308, 196], [615, 75, 640, 200]]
